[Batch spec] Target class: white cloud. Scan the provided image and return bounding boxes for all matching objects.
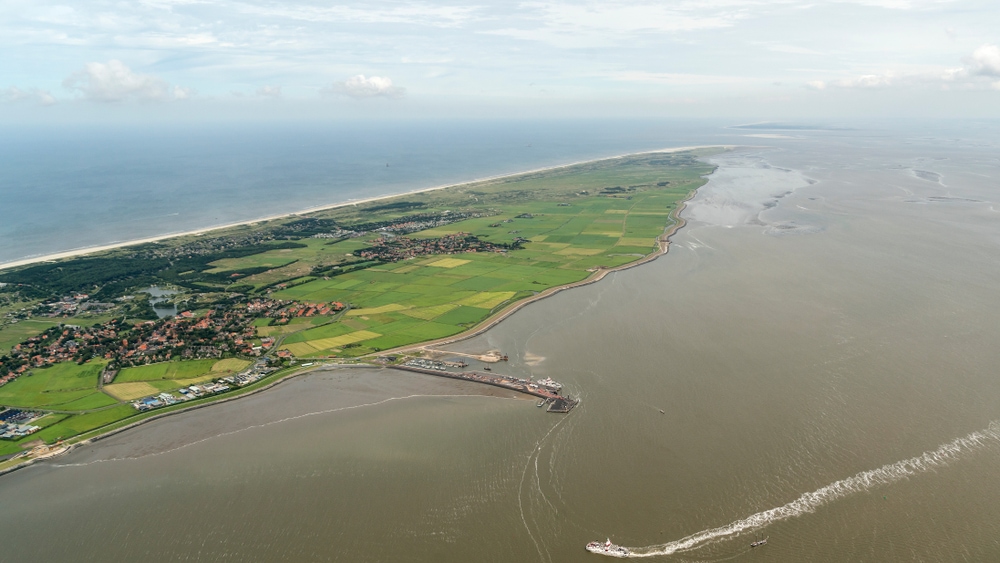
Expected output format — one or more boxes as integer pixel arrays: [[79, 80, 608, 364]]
[[255, 85, 283, 99], [836, 73, 895, 88], [609, 71, 757, 85], [323, 75, 405, 99], [63, 60, 191, 102], [485, 1, 756, 47], [806, 44, 1000, 91], [967, 44, 1000, 76], [832, 0, 957, 9], [756, 42, 825, 55], [1, 86, 56, 105], [172, 85, 195, 100]]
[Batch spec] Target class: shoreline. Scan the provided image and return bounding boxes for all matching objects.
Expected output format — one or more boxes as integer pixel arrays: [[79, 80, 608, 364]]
[[0, 146, 722, 475], [395, 177, 702, 353], [0, 145, 724, 271], [0, 362, 535, 478]]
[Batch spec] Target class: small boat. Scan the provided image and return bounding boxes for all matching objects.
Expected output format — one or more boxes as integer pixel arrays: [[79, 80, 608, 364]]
[[537, 399, 546, 407], [586, 538, 630, 557], [483, 366, 491, 371], [658, 409, 665, 414], [750, 535, 768, 548]]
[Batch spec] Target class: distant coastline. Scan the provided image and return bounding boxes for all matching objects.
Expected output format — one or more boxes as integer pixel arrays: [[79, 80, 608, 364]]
[[0, 145, 724, 272]]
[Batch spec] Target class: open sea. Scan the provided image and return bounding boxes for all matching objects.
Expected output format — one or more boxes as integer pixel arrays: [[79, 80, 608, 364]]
[[2, 119, 1000, 562], [1, 118, 736, 265]]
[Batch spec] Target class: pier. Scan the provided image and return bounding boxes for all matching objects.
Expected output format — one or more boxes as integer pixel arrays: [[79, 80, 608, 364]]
[[390, 361, 578, 413]]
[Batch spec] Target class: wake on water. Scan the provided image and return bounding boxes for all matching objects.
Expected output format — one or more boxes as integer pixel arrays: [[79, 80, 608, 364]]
[[599, 421, 1000, 558]]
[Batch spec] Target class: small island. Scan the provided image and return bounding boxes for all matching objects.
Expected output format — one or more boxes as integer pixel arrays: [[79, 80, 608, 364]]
[[0, 148, 723, 473]]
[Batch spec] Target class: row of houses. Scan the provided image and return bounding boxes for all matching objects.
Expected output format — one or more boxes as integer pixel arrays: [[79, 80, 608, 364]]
[[129, 360, 277, 412]]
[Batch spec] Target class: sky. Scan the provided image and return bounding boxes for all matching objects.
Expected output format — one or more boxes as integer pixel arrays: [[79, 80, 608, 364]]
[[2, 0, 1000, 121]]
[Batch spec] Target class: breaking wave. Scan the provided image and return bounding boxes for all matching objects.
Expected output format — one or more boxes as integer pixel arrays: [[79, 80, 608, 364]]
[[616, 421, 1000, 558]]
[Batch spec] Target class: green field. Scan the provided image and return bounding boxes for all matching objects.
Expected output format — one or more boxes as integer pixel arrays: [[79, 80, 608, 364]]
[[0, 360, 110, 410], [0, 319, 59, 355], [113, 358, 248, 383], [115, 359, 217, 383], [255, 315, 335, 337], [266, 151, 718, 357]]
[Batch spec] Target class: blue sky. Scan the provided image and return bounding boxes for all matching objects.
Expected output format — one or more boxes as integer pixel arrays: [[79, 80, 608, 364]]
[[2, 0, 999, 120]]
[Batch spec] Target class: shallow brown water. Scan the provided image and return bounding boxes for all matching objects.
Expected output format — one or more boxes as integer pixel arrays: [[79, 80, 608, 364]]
[[3, 127, 1000, 562]]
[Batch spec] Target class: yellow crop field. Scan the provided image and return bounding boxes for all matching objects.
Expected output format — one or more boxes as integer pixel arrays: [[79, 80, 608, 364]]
[[310, 330, 381, 348], [104, 382, 160, 401], [283, 342, 320, 356], [347, 303, 408, 316], [426, 258, 471, 268], [457, 291, 515, 308], [401, 304, 457, 320]]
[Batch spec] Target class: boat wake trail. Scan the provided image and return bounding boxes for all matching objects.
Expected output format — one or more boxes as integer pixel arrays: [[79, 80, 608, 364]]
[[520, 413, 574, 563], [617, 421, 1000, 558]]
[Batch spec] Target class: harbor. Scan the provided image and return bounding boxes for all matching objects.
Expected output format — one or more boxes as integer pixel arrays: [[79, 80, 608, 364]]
[[391, 359, 578, 413]]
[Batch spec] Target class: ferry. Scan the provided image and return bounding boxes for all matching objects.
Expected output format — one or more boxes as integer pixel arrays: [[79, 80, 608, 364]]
[[536, 377, 562, 391], [586, 538, 631, 557]]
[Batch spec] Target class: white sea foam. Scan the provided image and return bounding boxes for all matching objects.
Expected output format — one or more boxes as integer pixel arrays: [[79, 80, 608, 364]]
[[607, 421, 1000, 558]]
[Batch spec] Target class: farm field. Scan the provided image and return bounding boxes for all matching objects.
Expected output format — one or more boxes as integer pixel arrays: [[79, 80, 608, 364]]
[[268, 151, 718, 357], [254, 315, 334, 337], [114, 358, 250, 384], [0, 360, 112, 410]]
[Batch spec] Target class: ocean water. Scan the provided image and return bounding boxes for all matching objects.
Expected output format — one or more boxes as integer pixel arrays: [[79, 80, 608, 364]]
[[2, 120, 1000, 562], [0, 119, 735, 265]]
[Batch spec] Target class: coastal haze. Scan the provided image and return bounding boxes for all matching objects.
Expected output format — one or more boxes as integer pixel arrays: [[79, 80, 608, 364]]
[[3, 124, 1000, 561]]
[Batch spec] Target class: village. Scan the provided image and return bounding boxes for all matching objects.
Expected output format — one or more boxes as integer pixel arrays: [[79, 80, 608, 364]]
[[353, 232, 517, 263], [0, 296, 346, 388]]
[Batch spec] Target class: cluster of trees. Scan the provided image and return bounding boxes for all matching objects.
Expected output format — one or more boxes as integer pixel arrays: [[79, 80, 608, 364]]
[[0, 242, 308, 302]]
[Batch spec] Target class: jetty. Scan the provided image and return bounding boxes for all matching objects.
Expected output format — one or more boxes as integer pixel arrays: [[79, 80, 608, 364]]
[[391, 360, 578, 413]]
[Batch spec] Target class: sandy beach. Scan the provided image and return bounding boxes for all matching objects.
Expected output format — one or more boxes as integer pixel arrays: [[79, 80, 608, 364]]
[[0, 145, 724, 272]]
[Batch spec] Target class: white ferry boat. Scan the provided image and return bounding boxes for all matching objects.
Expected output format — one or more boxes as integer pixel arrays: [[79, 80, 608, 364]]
[[536, 377, 562, 391], [586, 538, 631, 557]]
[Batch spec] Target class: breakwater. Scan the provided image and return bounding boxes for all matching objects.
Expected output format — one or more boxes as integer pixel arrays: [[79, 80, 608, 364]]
[[390, 364, 578, 413]]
